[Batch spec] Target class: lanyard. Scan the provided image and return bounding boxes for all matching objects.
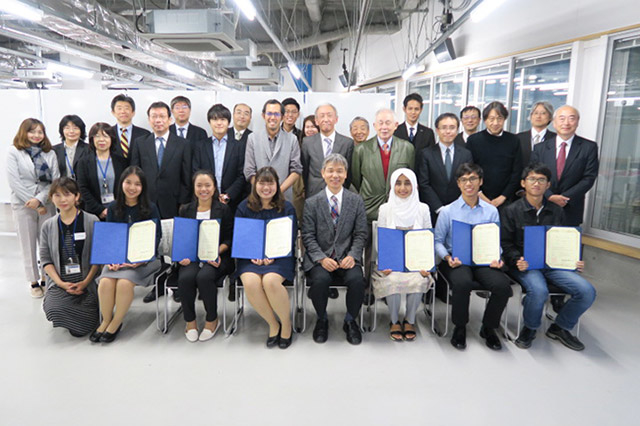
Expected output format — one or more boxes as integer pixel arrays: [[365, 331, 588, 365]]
[[96, 155, 112, 190], [58, 212, 79, 260], [65, 151, 75, 179]]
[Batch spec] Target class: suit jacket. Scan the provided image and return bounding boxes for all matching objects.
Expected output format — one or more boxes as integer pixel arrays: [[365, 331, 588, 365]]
[[454, 132, 466, 146], [170, 123, 208, 145], [111, 124, 151, 161], [530, 134, 599, 226], [301, 132, 354, 198], [229, 128, 252, 200], [517, 129, 556, 167], [130, 132, 192, 219], [76, 152, 128, 217], [192, 134, 245, 209], [301, 189, 368, 272], [52, 141, 89, 178], [394, 122, 435, 177], [418, 144, 473, 223], [352, 136, 415, 222]]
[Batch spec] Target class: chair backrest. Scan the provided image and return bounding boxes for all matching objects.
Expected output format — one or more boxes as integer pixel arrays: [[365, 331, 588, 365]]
[[158, 218, 174, 259]]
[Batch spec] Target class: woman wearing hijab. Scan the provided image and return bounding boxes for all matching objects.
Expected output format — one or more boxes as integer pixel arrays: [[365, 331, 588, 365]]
[[372, 168, 434, 341]]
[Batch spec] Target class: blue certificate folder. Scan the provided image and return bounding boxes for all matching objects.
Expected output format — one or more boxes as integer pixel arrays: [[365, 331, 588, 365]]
[[377, 227, 435, 272], [451, 220, 500, 266], [90, 221, 157, 264], [171, 217, 221, 262], [524, 226, 582, 270], [231, 216, 294, 259]]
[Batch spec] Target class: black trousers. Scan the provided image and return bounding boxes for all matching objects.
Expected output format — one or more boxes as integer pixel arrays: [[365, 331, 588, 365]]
[[439, 262, 511, 329], [178, 263, 221, 322], [308, 264, 365, 319]]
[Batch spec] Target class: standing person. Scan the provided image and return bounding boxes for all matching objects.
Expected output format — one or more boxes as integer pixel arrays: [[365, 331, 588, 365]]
[[281, 97, 302, 139], [110, 94, 150, 161], [52, 115, 89, 180], [41, 178, 100, 337], [235, 167, 297, 349], [373, 168, 434, 341], [7, 118, 60, 298], [454, 106, 481, 145], [91, 166, 162, 343], [243, 99, 302, 203], [177, 171, 234, 342], [394, 93, 435, 177], [230, 103, 253, 149], [302, 103, 354, 198], [467, 101, 523, 208], [517, 101, 556, 167], [302, 115, 320, 139], [76, 123, 127, 219], [169, 95, 208, 144], [350, 117, 370, 146]]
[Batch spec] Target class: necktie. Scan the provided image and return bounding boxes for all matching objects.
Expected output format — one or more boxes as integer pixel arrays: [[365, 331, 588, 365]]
[[330, 195, 339, 226], [409, 127, 415, 142], [532, 133, 541, 146], [324, 137, 332, 157], [178, 128, 185, 138], [445, 147, 452, 180], [382, 143, 390, 154], [235, 131, 242, 141], [157, 137, 165, 167], [120, 128, 129, 158], [556, 142, 567, 179]]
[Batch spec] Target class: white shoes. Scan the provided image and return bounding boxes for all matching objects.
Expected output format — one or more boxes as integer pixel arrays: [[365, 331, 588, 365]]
[[185, 328, 199, 342], [199, 321, 220, 342], [30, 285, 44, 298]]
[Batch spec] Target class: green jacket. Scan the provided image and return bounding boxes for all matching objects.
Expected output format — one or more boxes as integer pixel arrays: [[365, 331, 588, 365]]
[[352, 136, 415, 222]]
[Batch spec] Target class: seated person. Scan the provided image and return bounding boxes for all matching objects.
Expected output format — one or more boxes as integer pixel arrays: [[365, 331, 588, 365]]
[[434, 163, 511, 351], [302, 154, 367, 345], [500, 164, 596, 351], [91, 166, 162, 343], [235, 167, 297, 349], [41, 178, 100, 337], [372, 168, 434, 341], [177, 171, 234, 343]]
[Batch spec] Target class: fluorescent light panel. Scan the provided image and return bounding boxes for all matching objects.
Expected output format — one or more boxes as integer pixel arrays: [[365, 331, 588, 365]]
[[288, 62, 302, 80], [47, 62, 94, 79], [234, 0, 256, 21], [166, 62, 195, 79], [0, 0, 44, 22], [402, 64, 424, 81]]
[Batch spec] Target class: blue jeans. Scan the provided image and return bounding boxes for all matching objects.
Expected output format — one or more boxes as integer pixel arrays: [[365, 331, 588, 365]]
[[511, 269, 596, 331]]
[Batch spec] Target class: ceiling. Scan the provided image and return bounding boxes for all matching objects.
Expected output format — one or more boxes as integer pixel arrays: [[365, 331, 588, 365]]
[[0, 0, 421, 90]]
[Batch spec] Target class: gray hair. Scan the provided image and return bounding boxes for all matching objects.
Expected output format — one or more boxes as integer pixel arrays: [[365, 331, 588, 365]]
[[350, 116, 369, 130], [553, 105, 580, 120], [322, 153, 348, 171], [374, 108, 396, 122], [530, 101, 554, 119], [314, 103, 338, 116]]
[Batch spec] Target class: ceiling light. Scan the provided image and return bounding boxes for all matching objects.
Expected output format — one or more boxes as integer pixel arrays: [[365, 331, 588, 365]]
[[47, 62, 94, 79], [165, 62, 195, 79], [288, 62, 302, 80], [234, 0, 256, 21], [470, 0, 508, 23], [402, 64, 424, 81], [0, 0, 44, 22]]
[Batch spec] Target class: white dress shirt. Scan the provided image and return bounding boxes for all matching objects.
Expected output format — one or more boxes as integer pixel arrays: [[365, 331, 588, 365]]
[[555, 135, 574, 160], [325, 186, 343, 213], [320, 131, 336, 155], [175, 123, 190, 138], [154, 131, 170, 156]]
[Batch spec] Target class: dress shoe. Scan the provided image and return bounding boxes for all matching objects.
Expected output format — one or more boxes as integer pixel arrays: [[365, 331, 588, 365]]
[[550, 295, 566, 314], [89, 330, 103, 343], [101, 324, 122, 343], [515, 326, 536, 349], [328, 288, 339, 299], [479, 326, 502, 350], [228, 282, 236, 302], [546, 323, 585, 351], [185, 328, 199, 343], [172, 289, 182, 303], [343, 320, 362, 345], [143, 286, 162, 303], [198, 328, 216, 342], [450, 325, 466, 350], [313, 318, 329, 343], [266, 324, 281, 348], [278, 327, 293, 349], [30, 284, 44, 299]]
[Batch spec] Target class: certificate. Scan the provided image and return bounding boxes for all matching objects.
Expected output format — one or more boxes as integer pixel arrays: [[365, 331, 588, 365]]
[[264, 216, 293, 258], [377, 227, 435, 272], [158, 219, 174, 257], [231, 216, 294, 260], [127, 220, 157, 263], [197, 220, 220, 261], [471, 223, 500, 265], [545, 227, 581, 270], [91, 220, 157, 265]]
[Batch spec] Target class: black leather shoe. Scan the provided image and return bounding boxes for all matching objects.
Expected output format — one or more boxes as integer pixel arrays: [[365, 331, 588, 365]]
[[101, 324, 122, 343], [550, 295, 566, 314], [172, 289, 181, 303], [515, 326, 536, 349], [228, 282, 236, 302], [143, 286, 161, 303], [278, 327, 293, 349], [328, 288, 339, 299], [546, 324, 585, 351], [266, 324, 281, 348], [343, 320, 362, 345], [313, 318, 329, 343], [89, 330, 103, 343], [450, 325, 466, 350], [480, 326, 502, 350]]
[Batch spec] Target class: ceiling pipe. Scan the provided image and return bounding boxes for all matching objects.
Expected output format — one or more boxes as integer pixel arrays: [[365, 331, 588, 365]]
[[347, 0, 371, 91]]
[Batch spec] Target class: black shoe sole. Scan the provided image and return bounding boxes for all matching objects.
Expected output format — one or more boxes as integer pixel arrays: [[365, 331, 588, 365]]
[[545, 330, 585, 351]]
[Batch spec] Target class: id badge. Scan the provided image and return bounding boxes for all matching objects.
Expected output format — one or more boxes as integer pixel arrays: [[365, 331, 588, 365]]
[[65, 263, 81, 275], [101, 193, 115, 204]]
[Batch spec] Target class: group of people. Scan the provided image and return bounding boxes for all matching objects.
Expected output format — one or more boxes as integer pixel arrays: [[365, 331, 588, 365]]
[[8, 91, 598, 351]]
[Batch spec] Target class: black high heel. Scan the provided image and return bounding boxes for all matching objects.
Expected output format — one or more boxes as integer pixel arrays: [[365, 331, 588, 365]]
[[89, 330, 103, 343], [278, 326, 293, 349], [101, 323, 123, 343], [266, 323, 281, 348]]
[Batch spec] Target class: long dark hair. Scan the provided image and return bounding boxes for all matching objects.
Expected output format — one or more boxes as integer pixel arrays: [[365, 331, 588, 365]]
[[191, 169, 220, 206], [114, 166, 152, 220], [247, 167, 284, 212]]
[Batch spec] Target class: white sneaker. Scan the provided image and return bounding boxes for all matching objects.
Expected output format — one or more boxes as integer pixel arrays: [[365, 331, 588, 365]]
[[185, 328, 199, 342], [198, 325, 218, 342], [30, 286, 44, 298]]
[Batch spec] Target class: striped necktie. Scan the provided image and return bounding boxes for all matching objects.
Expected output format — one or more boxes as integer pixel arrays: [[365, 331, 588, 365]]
[[120, 128, 129, 158], [324, 137, 332, 157], [330, 195, 339, 226]]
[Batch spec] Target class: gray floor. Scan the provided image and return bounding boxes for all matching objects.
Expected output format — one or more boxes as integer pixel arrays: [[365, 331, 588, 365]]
[[0, 204, 637, 426]]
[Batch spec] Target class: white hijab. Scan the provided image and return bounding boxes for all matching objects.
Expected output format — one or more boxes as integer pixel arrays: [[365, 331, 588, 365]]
[[387, 168, 422, 229]]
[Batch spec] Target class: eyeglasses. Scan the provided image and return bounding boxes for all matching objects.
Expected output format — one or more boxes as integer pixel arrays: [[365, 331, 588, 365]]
[[457, 176, 480, 184], [264, 112, 282, 118], [173, 105, 190, 111], [462, 115, 479, 120], [525, 177, 549, 184], [284, 110, 299, 116]]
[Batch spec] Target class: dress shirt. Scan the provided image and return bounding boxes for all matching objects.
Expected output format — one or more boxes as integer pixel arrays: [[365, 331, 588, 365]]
[[438, 142, 455, 163], [462, 131, 472, 143], [377, 136, 393, 150], [233, 127, 245, 141], [154, 131, 170, 157], [320, 131, 336, 155], [555, 135, 574, 160], [176, 122, 190, 138], [64, 142, 78, 177], [434, 196, 500, 261], [531, 128, 547, 148], [405, 122, 418, 138], [325, 186, 343, 213], [212, 134, 228, 191], [268, 131, 280, 155]]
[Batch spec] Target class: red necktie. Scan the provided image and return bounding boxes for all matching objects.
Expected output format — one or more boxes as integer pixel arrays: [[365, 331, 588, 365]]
[[556, 142, 567, 179]]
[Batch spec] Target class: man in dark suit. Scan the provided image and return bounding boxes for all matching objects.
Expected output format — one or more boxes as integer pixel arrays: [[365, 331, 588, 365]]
[[192, 104, 245, 210], [230, 103, 254, 202], [454, 105, 481, 145], [531, 105, 599, 226], [169, 95, 208, 144], [302, 153, 367, 345], [418, 113, 473, 224], [516, 101, 557, 167], [302, 103, 354, 197], [281, 97, 302, 140], [394, 93, 435, 176], [110, 94, 150, 161]]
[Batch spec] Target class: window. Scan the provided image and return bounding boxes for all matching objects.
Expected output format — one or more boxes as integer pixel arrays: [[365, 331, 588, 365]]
[[467, 62, 510, 112], [510, 52, 571, 132], [407, 77, 432, 126], [432, 72, 464, 124], [590, 37, 640, 242], [377, 83, 397, 111]]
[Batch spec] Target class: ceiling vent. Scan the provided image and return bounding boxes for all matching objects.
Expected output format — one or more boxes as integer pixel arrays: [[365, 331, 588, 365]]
[[236, 66, 280, 86]]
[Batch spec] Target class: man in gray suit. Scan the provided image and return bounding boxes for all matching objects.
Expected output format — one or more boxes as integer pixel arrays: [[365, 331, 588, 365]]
[[302, 153, 367, 345], [301, 103, 354, 198]]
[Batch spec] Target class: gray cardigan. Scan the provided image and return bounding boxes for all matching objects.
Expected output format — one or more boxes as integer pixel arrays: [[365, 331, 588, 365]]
[[39, 211, 100, 289], [6, 146, 60, 206]]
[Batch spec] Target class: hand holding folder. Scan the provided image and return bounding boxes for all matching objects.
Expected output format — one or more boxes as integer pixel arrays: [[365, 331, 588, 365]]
[[231, 216, 294, 260], [171, 217, 221, 262], [377, 227, 435, 272], [451, 220, 501, 266], [90, 220, 157, 265], [524, 226, 581, 270]]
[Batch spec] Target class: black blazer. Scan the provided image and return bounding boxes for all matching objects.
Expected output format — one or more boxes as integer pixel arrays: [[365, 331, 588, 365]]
[[178, 200, 234, 273], [130, 132, 192, 219], [517, 129, 556, 167], [228, 128, 252, 199], [52, 141, 89, 178], [111, 124, 151, 161], [454, 132, 466, 146], [192, 133, 246, 209], [170, 123, 208, 145], [394, 122, 435, 176], [76, 152, 128, 218], [418, 143, 474, 223], [530, 134, 599, 226]]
